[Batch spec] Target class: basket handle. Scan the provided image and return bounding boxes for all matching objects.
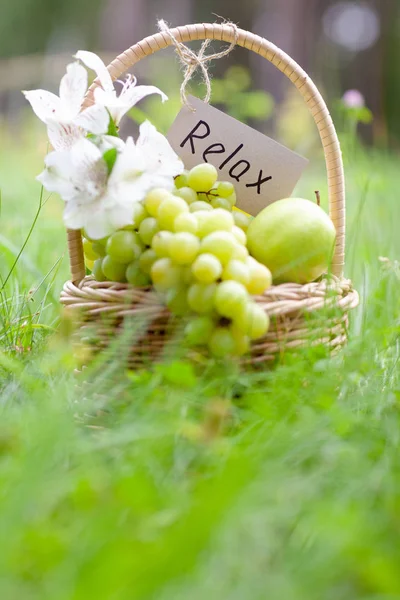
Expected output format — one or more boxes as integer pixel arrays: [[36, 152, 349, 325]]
[[67, 23, 345, 283]]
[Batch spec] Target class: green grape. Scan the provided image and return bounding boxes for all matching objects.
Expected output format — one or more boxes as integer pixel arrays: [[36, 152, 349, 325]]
[[174, 212, 198, 235], [246, 257, 272, 295], [181, 266, 194, 285], [230, 327, 250, 356], [208, 327, 236, 357], [132, 202, 148, 228], [102, 256, 127, 282], [139, 248, 158, 274], [232, 244, 249, 261], [139, 217, 159, 246], [234, 303, 269, 340], [187, 282, 217, 314], [191, 253, 222, 283], [132, 231, 144, 246], [169, 232, 200, 265], [196, 208, 234, 238], [210, 197, 232, 211], [157, 196, 189, 230], [196, 191, 210, 202], [225, 190, 237, 207], [232, 225, 247, 245], [184, 316, 215, 346], [150, 258, 182, 291], [174, 170, 189, 189], [83, 238, 98, 261], [194, 211, 212, 239], [126, 262, 151, 286], [214, 181, 235, 198], [214, 280, 249, 318], [187, 163, 218, 192], [247, 304, 270, 340], [92, 258, 107, 281], [233, 211, 251, 231], [200, 232, 238, 266], [106, 231, 142, 264], [222, 259, 250, 286], [174, 186, 198, 205], [91, 241, 107, 257], [166, 286, 190, 316], [145, 188, 172, 217], [151, 231, 174, 258], [189, 201, 213, 213]]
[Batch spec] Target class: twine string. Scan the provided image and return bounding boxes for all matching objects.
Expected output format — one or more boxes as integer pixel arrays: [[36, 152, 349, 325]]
[[157, 19, 238, 110]]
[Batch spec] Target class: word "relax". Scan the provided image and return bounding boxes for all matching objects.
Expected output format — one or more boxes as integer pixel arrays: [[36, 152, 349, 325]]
[[180, 120, 272, 194]]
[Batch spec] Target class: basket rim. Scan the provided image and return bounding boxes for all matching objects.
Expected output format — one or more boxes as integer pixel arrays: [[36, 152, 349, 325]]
[[61, 274, 359, 319]]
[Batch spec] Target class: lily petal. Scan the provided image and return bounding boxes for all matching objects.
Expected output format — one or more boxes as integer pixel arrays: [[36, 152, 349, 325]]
[[37, 149, 77, 199], [64, 200, 115, 239], [23, 89, 62, 124], [104, 80, 168, 124], [108, 136, 146, 186], [137, 120, 183, 178], [47, 121, 84, 151], [75, 50, 114, 94], [59, 62, 88, 118], [108, 194, 140, 230], [37, 138, 107, 204], [74, 104, 110, 135], [69, 138, 107, 201], [97, 135, 126, 154], [120, 82, 168, 107]]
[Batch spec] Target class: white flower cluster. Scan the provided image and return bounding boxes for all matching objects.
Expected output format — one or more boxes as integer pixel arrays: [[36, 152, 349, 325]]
[[24, 51, 183, 239]]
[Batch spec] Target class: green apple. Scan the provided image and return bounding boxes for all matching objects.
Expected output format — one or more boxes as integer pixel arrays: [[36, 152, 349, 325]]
[[247, 198, 336, 284]]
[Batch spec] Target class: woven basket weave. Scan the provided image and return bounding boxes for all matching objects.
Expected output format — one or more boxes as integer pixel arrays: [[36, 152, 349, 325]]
[[60, 23, 359, 367]]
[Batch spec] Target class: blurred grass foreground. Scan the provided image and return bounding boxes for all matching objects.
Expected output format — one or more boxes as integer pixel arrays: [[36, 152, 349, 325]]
[[0, 2, 400, 598]]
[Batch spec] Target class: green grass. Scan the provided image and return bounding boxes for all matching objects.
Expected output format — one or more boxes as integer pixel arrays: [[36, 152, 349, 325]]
[[0, 117, 399, 599]]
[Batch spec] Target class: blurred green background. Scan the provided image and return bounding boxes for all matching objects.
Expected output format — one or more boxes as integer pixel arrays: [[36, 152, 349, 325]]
[[1, 0, 400, 143]]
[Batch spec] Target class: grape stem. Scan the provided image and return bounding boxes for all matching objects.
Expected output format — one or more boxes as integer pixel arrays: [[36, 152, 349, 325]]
[[315, 190, 321, 206]]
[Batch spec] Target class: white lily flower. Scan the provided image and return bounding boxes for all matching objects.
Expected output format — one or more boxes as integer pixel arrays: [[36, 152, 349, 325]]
[[23, 61, 109, 150], [75, 51, 168, 126], [137, 120, 184, 181], [37, 125, 184, 239]]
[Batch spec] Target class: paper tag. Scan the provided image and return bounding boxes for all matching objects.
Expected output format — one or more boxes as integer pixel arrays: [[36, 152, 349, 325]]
[[167, 96, 308, 215]]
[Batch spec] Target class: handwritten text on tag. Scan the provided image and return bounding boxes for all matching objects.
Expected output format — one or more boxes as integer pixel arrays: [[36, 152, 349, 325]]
[[167, 96, 308, 215]]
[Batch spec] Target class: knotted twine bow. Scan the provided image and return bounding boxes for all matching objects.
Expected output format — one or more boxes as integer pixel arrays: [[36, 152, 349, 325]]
[[157, 19, 239, 111]]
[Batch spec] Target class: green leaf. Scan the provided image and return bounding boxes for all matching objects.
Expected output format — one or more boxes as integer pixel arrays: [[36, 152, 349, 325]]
[[103, 147, 118, 175], [106, 115, 119, 137]]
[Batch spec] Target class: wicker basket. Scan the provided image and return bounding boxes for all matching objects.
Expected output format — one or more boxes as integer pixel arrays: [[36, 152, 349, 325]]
[[60, 23, 359, 367]]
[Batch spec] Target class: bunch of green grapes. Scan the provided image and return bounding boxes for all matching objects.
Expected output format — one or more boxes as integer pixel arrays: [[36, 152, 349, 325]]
[[82, 163, 251, 285], [143, 187, 272, 358]]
